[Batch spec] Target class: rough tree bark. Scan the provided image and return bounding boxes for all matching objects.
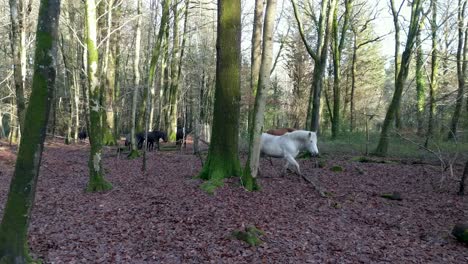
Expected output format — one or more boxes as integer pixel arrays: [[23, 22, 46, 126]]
[[375, 0, 423, 156], [85, 0, 113, 192], [8, 0, 30, 142], [0, 0, 60, 261], [330, 0, 351, 139], [129, 0, 143, 159], [167, 0, 181, 141], [426, 0, 438, 147], [102, 0, 118, 146], [291, 0, 337, 132], [243, 0, 277, 191], [198, 0, 242, 189], [146, 0, 171, 133], [415, 21, 425, 136], [248, 0, 264, 134], [459, 160, 468, 195], [448, 0, 467, 140]]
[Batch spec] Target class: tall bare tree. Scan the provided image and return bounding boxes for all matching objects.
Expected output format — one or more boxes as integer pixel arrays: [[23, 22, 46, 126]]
[[375, 0, 424, 156], [448, 0, 467, 139], [0, 0, 60, 260], [198, 0, 242, 189], [330, 0, 352, 139], [248, 0, 265, 133], [8, 0, 31, 142], [85, 0, 113, 191], [129, 0, 143, 158], [426, 0, 439, 147], [243, 0, 277, 191], [291, 0, 338, 132]]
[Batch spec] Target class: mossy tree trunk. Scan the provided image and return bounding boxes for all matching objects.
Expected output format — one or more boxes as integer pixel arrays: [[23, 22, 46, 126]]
[[375, 0, 423, 156], [101, 0, 117, 146], [292, 0, 336, 132], [350, 33, 357, 132], [330, 0, 351, 139], [243, 0, 277, 191], [8, 0, 29, 142], [415, 22, 426, 136], [129, 0, 143, 159], [85, 0, 112, 192], [142, 0, 171, 134], [0, 0, 60, 261], [167, 0, 180, 142], [60, 33, 74, 145], [247, 0, 264, 134], [198, 0, 242, 186], [426, 0, 439, 147], [390, 0, 401, 131], [459, 160, 468, 195], [448, 0, 467, 140], [68, 0, 81, 142]]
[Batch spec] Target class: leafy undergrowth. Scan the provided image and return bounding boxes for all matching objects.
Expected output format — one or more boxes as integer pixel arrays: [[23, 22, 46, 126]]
[[1, 139, 468, 263]]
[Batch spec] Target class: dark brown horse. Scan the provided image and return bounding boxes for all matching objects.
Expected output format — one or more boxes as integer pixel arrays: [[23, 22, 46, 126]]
[[266, 128, 296, 136]]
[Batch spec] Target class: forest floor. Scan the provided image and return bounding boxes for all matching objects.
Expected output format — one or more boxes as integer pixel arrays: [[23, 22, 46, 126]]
[[0, 138, 467, 263]]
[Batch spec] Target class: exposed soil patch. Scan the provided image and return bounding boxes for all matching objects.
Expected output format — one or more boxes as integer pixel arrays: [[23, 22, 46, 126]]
[[0, 139, 467, 263]]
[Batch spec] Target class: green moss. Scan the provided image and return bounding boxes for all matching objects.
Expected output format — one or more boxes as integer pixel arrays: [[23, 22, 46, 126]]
[[380, 192, 402, 201], [330, 165, 343, 172], [241, 167, 260, 191], [168, 131, 177, 142], [86, 174, 113, 192], [297, 151, 312, 159], [231, 226, 264, 247], [317, 160, 326, 168], [200, 179, 224, 195], [351, 156, 393, 164], [102, 128, 117, 146], [452, 224, 468, 243], [127, 149, 140, 159]]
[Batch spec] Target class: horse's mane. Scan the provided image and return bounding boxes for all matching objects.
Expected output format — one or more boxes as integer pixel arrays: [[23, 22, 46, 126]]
[[285, 130, 315, 141]]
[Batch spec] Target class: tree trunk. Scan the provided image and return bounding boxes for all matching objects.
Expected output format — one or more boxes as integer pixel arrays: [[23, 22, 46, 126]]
[[60, 34, 74, 144], [100, 0, 117, 146], [129, 0, 143, 158], [0, 0, 60, 261], [8, 0, 28, 139], [248, 0, 264, 133], [459, 160, 468, 195], [292, 0, 336, 132], [330, 0, 351, 139], [167, 1, 180, 141], [448, 0, 467, 140], [198, 0, 242, 186], [350, 34, 357, 132], [243, 0, 277, 191], [390, 0, 402, 131], [85, 0, 112, 192], [375, 0, 423, 156], [145, 0, 171, 133], [426, 0, 439, 147], [415, 23, 425, 136]]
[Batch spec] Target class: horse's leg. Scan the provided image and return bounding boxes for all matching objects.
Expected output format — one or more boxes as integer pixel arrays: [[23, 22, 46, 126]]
[[281, 159, 290, 177], [284, 154, 301, 175]]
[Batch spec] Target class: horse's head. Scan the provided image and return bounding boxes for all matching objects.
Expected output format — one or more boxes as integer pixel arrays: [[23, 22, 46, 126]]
[[161, 131, 168, 142], [305, 131, 319, 156]]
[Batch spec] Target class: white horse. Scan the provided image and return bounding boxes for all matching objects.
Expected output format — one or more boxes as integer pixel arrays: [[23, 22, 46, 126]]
[[260, 130, 319, 175]]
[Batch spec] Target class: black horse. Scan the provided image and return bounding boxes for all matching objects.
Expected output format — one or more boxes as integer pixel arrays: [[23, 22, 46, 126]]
[[136, 130, 168, 151], [78, 130, 87, 141], [176, 127, 191, 148]]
